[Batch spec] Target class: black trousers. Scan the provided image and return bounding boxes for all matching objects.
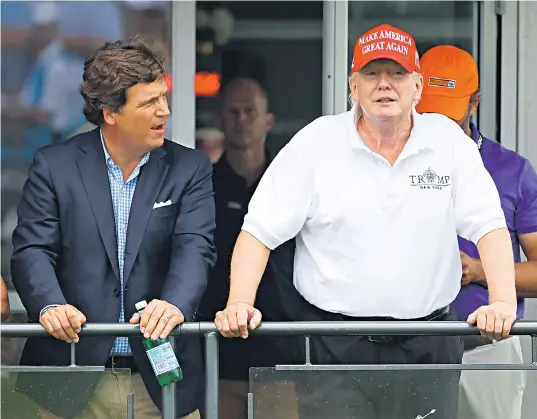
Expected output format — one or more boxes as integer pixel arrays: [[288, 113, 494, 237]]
[[293, 301, 464, 419]]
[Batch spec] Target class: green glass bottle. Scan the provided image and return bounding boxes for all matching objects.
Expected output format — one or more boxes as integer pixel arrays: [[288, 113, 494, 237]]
[[135, 300, 183, 387]]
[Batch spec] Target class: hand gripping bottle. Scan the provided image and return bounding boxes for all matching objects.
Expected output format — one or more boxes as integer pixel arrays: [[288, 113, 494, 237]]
[[135, 300, 183, 386]]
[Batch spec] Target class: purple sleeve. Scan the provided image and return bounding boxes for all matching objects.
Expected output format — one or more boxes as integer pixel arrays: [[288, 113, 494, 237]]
[[515, 159, 537, 235]]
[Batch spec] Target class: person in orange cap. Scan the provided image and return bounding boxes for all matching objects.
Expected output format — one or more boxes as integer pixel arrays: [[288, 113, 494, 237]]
[[418, 45, 537, 419], [416, 45, 478, 122], [215, 24, 518, 419]]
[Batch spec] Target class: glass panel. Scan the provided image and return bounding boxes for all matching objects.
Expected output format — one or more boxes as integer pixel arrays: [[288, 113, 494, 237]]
[[249, 367, 536, 419], [521, 335, 537, 418], [1, 367, 132, 418], [194, 1, 323, 162], [348, 1, 476, 56], [0, 0, 173, 289], [223, 1, 323, 20]]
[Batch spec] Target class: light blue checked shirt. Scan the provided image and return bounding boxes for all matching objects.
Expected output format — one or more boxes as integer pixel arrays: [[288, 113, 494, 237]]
[[100, 132, 150, 356]]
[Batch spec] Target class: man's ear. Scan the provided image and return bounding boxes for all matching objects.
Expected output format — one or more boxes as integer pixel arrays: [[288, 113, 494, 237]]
[[414, 73, 424, 103], [103, 108, 116, 126], [349, 77, 360, 103], [468, 92, 481, 118], [266, 113, 275, 133]]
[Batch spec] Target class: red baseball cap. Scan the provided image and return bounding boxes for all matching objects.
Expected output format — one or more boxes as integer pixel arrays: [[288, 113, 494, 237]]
[[163, 73, 173, 91], [351, 24, 420, 74]]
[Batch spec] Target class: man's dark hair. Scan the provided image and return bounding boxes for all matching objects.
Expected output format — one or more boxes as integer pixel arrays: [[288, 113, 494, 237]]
[[79, 36, 167, 126]]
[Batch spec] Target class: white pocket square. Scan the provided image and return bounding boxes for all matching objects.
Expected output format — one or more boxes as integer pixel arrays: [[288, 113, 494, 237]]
[[153, 199, 172, 209]]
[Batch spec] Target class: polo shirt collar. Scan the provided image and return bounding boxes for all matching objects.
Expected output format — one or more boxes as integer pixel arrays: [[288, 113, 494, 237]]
[[470, 122, 480, 144], [346, 105, 433, 154]]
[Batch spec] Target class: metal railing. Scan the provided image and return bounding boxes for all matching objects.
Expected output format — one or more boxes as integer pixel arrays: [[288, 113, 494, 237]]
[[2, 321, 537, 419]]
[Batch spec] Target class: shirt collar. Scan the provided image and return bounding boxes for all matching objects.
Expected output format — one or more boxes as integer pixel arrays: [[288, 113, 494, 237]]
[[347, 105, 433, 153], [215, 148, 272, 182], [100, 130, 150, 168], [470, 122, 480, 144]]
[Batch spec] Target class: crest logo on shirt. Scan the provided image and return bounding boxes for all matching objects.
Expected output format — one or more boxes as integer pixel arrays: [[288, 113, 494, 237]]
[[409, 167, 451, 190], [424, 167, 437, 183]]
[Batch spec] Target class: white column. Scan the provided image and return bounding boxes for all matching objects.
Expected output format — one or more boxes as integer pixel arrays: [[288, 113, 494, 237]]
[[171, 0, 196, 148], [499, 0, 519, 152], [478, 0, 498, 140], [322, 0, 348, 116], [517, 4, 537, 417], [517, 1, 537, 161]]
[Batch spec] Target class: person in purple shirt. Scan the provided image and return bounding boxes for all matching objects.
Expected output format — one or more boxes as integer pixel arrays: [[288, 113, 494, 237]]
[[417, 45, 537, 419]]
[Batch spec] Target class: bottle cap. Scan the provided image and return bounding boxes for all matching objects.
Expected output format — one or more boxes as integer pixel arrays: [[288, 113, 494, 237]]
[[135, 300, 148, 310]]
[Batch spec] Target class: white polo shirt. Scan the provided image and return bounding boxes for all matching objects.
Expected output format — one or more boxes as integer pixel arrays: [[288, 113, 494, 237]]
[[242, 106, 507, 318]]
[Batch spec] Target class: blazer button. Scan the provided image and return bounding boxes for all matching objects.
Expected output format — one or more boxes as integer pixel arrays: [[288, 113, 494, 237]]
[[113, 289, 120, 298]]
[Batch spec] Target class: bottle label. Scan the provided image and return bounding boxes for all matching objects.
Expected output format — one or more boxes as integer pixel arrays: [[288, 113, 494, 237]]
[[146, 342, 180, 376]]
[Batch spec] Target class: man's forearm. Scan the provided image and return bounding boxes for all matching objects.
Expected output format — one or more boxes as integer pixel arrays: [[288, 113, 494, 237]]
[[477, 261, 537, 297], [11, 149, 66, 320], [512, 261, 537, 297], [476, 228, 517, 304], [161, 234, 216, 320], [227, 230, 271, 306], [11, 248, 67, 320]]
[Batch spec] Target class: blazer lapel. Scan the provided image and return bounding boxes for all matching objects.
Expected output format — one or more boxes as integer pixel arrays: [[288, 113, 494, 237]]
[[76, 131, 120, 282], [123, 147, 169, 284]]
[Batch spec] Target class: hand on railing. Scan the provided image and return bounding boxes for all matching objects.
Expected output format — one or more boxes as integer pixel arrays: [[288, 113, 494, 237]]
[[214, 301, 262, 339], [129, 299, 184, 340], [40, 304, 86, 343], [467, 301, 517, 341]]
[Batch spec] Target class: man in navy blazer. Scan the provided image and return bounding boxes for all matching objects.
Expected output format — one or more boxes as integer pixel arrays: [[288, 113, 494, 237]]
[[11, 37, 216, 419]]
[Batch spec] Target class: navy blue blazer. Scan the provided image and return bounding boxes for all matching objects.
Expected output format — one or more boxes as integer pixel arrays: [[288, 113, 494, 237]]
[[11, 128, 216, 418]]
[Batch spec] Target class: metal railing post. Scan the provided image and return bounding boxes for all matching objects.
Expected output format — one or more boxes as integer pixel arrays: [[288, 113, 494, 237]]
[[304, 336, 311, 365], [126, 394, 134, 419], [247, 392, 254, 419], [161, 336, 177, 419], [70, 342, 77, 366], [531, 335, 537, 364], [204, 332, 219, 419]]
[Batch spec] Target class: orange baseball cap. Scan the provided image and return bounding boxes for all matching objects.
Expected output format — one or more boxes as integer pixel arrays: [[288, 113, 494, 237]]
[[351, 24, 420, 74], [416, 45, 479, 120]]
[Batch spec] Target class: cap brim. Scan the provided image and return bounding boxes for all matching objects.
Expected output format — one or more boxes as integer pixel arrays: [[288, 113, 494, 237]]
[[354, 52, 415, 74], [416, 94, 470, 121]]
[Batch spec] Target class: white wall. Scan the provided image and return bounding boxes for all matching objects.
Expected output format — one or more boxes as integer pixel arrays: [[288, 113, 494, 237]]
[[517, 2, 537, 417], [516, 0, 537, 351]]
